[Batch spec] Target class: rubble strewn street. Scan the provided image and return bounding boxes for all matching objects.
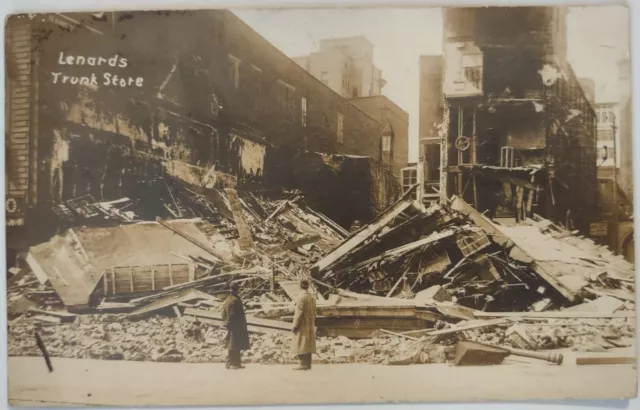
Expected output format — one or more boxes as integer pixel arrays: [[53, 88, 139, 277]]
[[6, 184, 636, 367]]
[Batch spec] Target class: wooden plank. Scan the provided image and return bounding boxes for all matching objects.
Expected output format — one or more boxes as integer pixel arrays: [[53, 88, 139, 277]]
[[404, 318, 510, 337], [380, 329, 420, 341], [127, 289, 214, 318], [474, 311, 636, 319], [187, 316, 284, 335], [265, 235, 321, 255], [304, 207, 349, 237], [155, 218, 228, 262], [311, 185, 418, 275], [266, 200, 290, 221], [584, 287, 636, 302], [27, 308, 77, 322], [183, 307, 293, 331], [129, 266, 134, 293], [564, 296, 625, 314], [225, 188, 254, 250], [450, 196, 509, 246], [576, 355, 636, 366]]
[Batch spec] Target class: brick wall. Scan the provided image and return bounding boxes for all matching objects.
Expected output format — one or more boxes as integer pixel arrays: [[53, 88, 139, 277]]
[[5, 17, 34, 225]]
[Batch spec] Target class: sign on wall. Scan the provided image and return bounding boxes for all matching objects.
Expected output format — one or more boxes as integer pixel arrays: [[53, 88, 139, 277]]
[[51, 52, 144, 89], [443, 41, 483, 98]]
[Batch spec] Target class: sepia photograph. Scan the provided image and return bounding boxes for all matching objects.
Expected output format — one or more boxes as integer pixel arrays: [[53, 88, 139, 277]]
[[4, 4, 637, 406]]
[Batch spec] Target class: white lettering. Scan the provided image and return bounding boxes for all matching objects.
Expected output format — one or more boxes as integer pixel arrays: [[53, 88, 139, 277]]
[[76, 56, 85, 65], [58, 52, 66, 65], [51, 72, 62, 83], [103, 72, 112, 86], [65, 55, 74, 65], [70, 76, 79, 85], [98, 57, 107, 66], [79, 76, 90, 85], [135, 77, 143, 87], [62, 75, 70, 84], [119, 58, 128, 68], [108, 55, 119, 67], [90, 73, 98, 86], [87, 57, 97, 66]]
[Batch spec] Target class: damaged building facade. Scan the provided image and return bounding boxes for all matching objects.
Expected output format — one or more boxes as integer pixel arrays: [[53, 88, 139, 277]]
[[419, 7, 597, 235], [5, 11, 402, 251]]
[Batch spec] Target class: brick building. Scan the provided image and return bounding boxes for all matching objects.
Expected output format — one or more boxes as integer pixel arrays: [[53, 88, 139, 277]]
[[5, 10, 401, 247], [349, 95, 409, 175]]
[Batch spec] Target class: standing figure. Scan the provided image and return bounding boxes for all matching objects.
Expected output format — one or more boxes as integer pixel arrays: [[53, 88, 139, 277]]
[[221, 283, 250, 369], [291, 278, 316, 370]]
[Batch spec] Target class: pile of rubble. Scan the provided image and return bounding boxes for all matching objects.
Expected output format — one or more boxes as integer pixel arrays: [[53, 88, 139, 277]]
[[6, 183, 636, 367]]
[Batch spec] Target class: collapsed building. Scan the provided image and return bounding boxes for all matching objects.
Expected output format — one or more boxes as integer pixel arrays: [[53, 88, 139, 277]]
[[7, 185, 636, 366], [5, 7, 636, 368], [418, 7, 597, 235]]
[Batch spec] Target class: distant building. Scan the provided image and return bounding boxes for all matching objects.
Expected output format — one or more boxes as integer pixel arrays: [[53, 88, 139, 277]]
[[293, 37, 386, 99], [350, 96, 409, 175], [578, 78, 595, 106], [594, 101, 619, 177]]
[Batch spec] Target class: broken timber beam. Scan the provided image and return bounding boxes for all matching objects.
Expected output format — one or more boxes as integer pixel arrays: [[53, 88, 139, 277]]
[[311, 185, 418, 275], [403, 318, 510, 337], [155, 218, 228, 263], [225, 188, 254, 251], [265, 235, 322, 255], [450, 196, 580, 303], [183, 307, 293, 331], [266, 200, 290, 221]]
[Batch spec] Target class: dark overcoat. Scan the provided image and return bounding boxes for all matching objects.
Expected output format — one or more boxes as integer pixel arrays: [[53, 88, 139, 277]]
[[221, 293, 251, 351], [291, 291, 317, 355]]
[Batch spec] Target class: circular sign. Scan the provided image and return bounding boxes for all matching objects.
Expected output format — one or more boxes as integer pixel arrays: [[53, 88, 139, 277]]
[[6, 198, 18, 214], [455, 136, 471, 151]]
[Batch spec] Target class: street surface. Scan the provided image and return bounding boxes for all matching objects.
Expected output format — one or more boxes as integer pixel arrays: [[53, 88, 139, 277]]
[[7, 355, 637, 406]]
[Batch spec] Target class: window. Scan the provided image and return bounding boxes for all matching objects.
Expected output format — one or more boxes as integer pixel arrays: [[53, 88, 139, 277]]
[[301, 97, 307, 127], [228, 54, 241, 89], [277, 79, 295, 112], [337, 113, 344, 143], [320, 71, 329, 86], [252, 65, 262, 94], [352, 87, 358, 98], [382, 135, 392, 152], [401, 167, 418, 200]]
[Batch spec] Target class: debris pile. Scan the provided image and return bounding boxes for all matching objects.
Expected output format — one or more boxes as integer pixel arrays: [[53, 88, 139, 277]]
[[6, 184, 636, 366]]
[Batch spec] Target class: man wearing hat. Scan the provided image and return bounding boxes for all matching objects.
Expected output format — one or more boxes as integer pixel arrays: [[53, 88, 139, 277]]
[[291, 278, 316, 370], [221, 282, 250, 369]]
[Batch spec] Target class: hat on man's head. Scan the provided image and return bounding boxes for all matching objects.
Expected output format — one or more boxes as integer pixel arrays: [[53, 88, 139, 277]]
[[300, 278, 310, 289]]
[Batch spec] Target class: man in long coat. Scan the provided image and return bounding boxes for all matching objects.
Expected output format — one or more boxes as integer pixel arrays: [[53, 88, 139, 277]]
[[291, 278, 316, 370], [221, 283, 250, 369]]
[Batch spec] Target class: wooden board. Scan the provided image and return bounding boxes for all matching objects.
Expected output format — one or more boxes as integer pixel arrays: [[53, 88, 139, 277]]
[[474, 311, 636, 319], [183, 307, 293, 331], [128, 289, 214, 318], [311, 187, 417, 274], [576, 355, 636, 366], [564, 296, 625, 314]]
